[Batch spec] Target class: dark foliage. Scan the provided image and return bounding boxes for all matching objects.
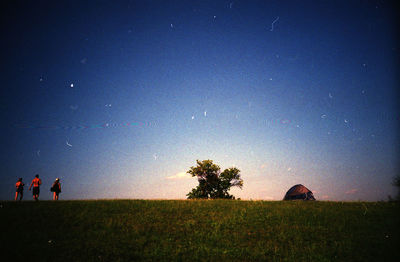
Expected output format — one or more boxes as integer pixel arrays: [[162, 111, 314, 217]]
[[187, 160, 243, 199]]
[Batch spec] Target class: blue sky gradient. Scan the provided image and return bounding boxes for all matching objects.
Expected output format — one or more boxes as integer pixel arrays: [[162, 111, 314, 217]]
[[1, 0, 398, 200]]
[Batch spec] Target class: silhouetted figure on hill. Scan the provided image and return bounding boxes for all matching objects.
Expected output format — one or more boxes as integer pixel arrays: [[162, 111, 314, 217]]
[[51, 178, 61, 200], [29, 174, 42, 201], [15, 178, 24, 201]]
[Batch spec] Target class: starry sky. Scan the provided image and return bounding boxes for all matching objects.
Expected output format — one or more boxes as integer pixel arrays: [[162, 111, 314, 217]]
[[1, 0, 398, 201]]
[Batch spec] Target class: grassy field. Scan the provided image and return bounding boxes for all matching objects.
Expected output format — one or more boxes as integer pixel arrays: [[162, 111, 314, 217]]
[[0, 200, 399, 261]]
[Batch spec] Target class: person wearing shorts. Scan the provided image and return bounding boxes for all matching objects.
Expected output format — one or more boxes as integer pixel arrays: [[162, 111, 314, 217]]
[[51, 178, 61, 200], [15, 178, 24, 201], [29, 174, 42, 201]]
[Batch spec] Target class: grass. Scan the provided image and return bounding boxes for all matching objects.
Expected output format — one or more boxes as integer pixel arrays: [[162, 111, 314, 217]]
[[0, 200, 399, 261]]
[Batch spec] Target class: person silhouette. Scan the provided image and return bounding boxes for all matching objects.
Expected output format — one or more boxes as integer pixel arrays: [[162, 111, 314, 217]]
[[29, 174, 42, 201], [15, 178, 24, 201], [51, 178, 61, 200]]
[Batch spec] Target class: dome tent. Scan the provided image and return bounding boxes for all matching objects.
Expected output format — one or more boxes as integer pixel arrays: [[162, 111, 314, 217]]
[[283, 184, 316, 200]]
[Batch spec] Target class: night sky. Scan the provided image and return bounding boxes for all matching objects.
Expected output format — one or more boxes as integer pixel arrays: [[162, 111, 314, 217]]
[[1, 0, 398, 201]]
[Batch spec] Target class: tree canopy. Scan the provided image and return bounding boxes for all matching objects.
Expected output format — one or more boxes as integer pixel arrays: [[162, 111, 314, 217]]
[[186, 160, 243, 199]]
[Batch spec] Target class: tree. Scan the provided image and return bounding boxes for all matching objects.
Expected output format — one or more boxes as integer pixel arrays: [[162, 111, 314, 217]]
[[186, 160, 243, 199]]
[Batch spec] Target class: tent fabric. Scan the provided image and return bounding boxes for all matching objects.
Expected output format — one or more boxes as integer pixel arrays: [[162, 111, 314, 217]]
[[283, 184, 316, 200]]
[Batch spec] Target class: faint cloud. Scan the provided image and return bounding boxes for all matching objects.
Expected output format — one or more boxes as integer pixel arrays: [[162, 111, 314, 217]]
[[322, 195, 329, 199], [256, 190, 275, 200], [260, 164, 267, 169], [166, 172, 191, 180], [345, 188, 358, 194]]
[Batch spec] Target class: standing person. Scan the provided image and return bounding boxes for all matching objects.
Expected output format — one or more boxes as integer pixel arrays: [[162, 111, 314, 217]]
[[15, 178, 24, 201], [51, 178, 61, 200], [29, 174, 42, 201]]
